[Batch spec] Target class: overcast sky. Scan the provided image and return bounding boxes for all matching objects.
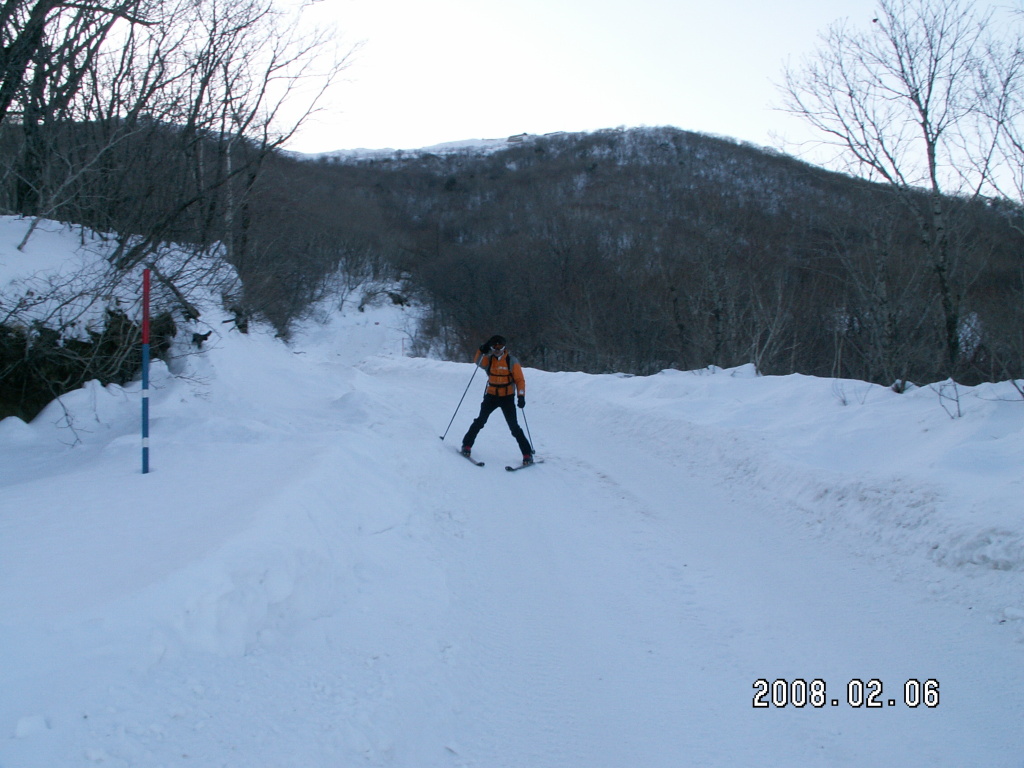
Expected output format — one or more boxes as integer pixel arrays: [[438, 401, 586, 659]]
[[286, 0, 880, 156]]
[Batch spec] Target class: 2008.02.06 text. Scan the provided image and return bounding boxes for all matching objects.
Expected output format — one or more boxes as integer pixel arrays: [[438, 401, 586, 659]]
[[752, 678, 940, 709]]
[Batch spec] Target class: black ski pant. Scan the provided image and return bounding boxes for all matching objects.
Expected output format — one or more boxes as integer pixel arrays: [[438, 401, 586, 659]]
[[462, 394, 532, 455]]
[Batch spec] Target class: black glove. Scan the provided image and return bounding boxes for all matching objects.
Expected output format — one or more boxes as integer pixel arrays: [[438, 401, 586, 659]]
[[479, 341, 491, 354], [517, 395, 525, 409]]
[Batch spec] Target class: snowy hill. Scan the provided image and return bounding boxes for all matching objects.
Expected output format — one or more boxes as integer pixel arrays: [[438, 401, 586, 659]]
[[295, 135, 538, 163], [2, 231, 1024, 765]]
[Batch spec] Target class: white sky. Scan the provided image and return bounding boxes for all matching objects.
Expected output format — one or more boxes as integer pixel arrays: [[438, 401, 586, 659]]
[[285, 0, 879, 155]]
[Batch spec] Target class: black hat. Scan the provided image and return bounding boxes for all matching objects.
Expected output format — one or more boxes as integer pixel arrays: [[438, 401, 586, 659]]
[[489, 335, 506, 347]]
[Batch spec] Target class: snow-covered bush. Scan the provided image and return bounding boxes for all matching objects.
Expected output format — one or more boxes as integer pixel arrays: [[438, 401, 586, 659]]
[[0, 217, 238, 420]]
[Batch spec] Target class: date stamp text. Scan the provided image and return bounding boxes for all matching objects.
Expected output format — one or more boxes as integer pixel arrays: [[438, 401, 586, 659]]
[[752, 678, 940, 709]]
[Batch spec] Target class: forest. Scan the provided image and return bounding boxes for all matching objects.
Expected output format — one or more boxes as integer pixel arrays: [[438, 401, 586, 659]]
[[2, 0, 1024, 421], [254, 128, 1024, 386]]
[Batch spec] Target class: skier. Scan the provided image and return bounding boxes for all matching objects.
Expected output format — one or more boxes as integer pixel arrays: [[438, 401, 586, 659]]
[[461, 335, 534, 465]]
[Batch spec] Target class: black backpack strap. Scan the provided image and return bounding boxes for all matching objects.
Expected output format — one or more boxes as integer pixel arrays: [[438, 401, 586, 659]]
[[486, 352, 517, 395]]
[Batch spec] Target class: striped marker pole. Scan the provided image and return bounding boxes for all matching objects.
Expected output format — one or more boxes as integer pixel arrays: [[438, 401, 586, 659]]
[[142, 269, 151, 474]]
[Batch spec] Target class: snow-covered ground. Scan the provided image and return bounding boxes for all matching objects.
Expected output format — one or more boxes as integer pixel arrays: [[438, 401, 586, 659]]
[[3, 223, 1024, 766]]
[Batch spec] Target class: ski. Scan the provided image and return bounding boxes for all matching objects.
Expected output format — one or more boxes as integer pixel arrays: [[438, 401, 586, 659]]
[[456, 448, 484, 466], [505, 459, 544, 472]]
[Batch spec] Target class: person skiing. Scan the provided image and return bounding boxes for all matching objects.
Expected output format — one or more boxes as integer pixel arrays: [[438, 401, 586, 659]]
[[461, 335, 534, 465]]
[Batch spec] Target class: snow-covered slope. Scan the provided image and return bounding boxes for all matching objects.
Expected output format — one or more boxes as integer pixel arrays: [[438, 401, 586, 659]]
[[295, 135, 537, 163], [0, 217, 235, 345], [2, 257, 1024, 765]]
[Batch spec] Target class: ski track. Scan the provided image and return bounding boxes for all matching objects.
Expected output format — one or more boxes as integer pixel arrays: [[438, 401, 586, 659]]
[[3, 344, 1024, 767], [361, 359, 1024, 767]]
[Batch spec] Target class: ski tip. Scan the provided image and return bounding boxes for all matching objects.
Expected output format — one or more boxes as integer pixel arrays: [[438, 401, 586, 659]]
[[506, 459, 544, 471]]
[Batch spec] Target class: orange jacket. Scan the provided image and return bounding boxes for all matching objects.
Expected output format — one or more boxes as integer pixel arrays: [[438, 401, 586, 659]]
[[474, 349, 525, 397]]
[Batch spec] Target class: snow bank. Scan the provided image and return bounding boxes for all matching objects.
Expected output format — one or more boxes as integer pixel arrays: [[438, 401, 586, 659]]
[[546, 364, 1024, 623], [0, 215, 237, 342]]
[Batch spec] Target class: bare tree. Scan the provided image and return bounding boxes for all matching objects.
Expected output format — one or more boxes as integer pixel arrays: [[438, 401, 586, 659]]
[[0, 0, 151, 127], [0, 0, 355, 419], [1, 0, 154, 218], [779, 0, 1014, 376], [105, 0, 354, 271]]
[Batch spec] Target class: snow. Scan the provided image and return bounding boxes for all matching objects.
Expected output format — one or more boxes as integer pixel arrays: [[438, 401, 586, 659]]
[[0, 216, 236, 344], [2, 227, 1024, 766], [295, 136, 533, 163]]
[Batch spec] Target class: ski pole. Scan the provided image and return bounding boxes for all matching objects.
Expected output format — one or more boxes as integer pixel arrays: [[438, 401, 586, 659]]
[[440, 364, 479, 441], [520, 404, 535, 452]]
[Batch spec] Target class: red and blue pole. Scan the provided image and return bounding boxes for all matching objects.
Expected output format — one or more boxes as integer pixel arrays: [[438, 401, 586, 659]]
[[142, 269, 151, 474]]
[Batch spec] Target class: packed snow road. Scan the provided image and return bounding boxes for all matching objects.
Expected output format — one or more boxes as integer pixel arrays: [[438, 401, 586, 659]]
[[366, 356, 1024, 768], [2, 311, 1023, 767]]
